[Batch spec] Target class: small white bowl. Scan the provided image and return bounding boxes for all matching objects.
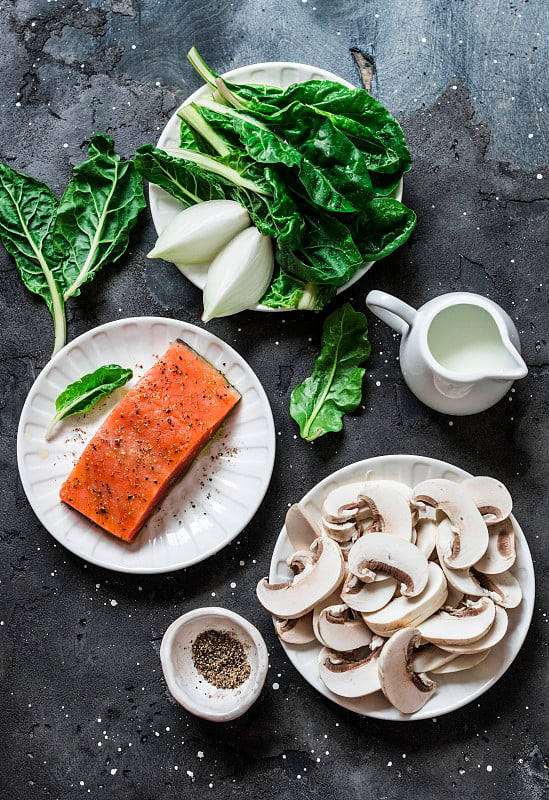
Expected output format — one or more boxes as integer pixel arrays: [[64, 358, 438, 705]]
[[160, 607, 269, 721]]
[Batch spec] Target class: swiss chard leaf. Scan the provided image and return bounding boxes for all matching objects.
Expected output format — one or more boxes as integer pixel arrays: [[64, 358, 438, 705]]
[[277, 210, 362, 286], [0, 164, 66, 355], [223, 112, 359, 214], [54, 134, 146, 300], [290, 303, 371, 441], [45, 363, 133, 440], [134, 145, 227, 205], [260, 80, 412, 174], [261, 269, 335, 310], [245, 101, 376, 208], [352, 198, 416, 261]]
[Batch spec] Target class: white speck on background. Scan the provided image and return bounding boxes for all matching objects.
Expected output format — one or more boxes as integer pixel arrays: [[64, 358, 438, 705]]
[[487, 765, 493, 772], [537, 173, 543, 179], [197, 751, 204, 759], [110, 599, 117, 607], [272, 682, 279, 690], [110, 769, 117, 776]]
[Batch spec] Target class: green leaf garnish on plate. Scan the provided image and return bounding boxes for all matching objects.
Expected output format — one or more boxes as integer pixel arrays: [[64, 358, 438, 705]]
[[45, 364, 133, 441]]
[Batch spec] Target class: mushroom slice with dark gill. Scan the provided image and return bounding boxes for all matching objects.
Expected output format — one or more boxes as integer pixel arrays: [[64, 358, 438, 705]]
[[377, 628, 436, 714], [274, 612, 316, 645], [417, 597, 496, 646], [256, 537, 344, 619], [412, 479, 489, 569], [347, 533, 429, 596], [318, 645, 382, 698], [317, 604, 372, 652], [461, 476, 513, 525]]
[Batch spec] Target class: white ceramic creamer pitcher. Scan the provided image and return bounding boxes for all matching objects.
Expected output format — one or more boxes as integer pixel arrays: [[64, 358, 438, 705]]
[[366, 290, 528, 415]]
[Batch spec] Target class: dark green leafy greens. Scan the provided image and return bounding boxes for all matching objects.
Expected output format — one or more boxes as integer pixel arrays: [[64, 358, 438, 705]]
[[55, 135, 146, 300], [290, 303, 371, 441], [136, 47, 416, 311], [45, 364, 133, 440], [0, 135, 145, 357], [0, 166, 66, 351]]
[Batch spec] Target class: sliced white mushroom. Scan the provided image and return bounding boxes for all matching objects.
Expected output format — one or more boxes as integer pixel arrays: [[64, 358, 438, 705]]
[[435, 518, 488, 596], [461, 476, 513, 525], [285, 504, 320, 552], [274, 612, 315, 645], [312, 586, 346, 646], [470, 569, 522, 609], [322, 517, 358, 543], [318, 645, 382, 698], [317, 604, 373, 652], [417, 597, 496, 646], [340, 572, 397, 613], [415, 518, 438, 559], [347, 533, 429, 597], [438, 605, 508, 654], [361, 562, 448, 637], [431, 649, 491, 673], [412, 479, 489, 569], [256, 537, 344, 619], [411, 644, 458, 673], [378, 628, 436, 714], [436, 520, 522, 609], [356, 484, 413, 541], [322, 483, 370, 523], [475, 517, 516, 574]]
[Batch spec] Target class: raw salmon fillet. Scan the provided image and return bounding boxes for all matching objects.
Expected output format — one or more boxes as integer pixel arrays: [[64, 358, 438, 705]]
[[59, 339, 241, 542]]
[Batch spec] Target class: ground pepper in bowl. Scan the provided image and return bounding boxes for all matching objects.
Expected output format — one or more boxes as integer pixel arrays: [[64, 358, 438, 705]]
[[192, 628, 251, 690]]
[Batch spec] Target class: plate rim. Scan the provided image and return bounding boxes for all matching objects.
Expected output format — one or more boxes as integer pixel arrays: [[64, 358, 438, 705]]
[[268, 454, 535, 721], [17, 316, 276, 574], [149, 60, 403, 312]]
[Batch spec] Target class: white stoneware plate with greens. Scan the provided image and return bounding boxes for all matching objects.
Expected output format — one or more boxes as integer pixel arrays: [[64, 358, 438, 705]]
[[269, 455, 535, 721], [149, 61, 404, 312]]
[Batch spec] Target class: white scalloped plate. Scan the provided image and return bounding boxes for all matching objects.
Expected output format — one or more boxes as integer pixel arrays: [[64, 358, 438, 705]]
[[17, 318, 275, 574], [269, 455, 535, 720], [149, 61, 403, 311]]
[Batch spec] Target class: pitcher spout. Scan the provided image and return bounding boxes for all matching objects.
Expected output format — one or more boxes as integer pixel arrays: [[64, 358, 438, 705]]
[[491, 338, 528, 382]]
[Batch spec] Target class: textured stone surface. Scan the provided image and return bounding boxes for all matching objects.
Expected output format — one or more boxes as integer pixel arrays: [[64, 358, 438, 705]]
[[1, 1, 548, 798]]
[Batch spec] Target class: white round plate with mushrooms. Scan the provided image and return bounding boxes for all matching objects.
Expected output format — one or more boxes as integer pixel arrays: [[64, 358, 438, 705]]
[[259, 455, 534, 721]]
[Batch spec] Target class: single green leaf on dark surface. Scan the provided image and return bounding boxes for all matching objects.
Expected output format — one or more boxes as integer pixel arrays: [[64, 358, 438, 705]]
[[45, 364, 133, 440], [134, 145, 228, 206], [55, 134, 146, 300], [290, 303, 371, 441], [351, 198, 417, 261], [0, 163, 66, 355]]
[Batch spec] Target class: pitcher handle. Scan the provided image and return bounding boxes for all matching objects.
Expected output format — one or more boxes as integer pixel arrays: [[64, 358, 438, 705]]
[[366, 290, 417, 336]]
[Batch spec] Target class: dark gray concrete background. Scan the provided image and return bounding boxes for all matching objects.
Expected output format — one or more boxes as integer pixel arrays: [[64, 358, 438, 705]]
[[1, 1, 548, 798]]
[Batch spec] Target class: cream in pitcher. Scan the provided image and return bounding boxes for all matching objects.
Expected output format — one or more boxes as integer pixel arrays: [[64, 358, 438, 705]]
[[366, 290, 528, 415]]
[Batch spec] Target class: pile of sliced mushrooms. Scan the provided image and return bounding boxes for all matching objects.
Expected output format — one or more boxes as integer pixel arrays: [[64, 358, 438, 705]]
[[256, 476, 521, 715]]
